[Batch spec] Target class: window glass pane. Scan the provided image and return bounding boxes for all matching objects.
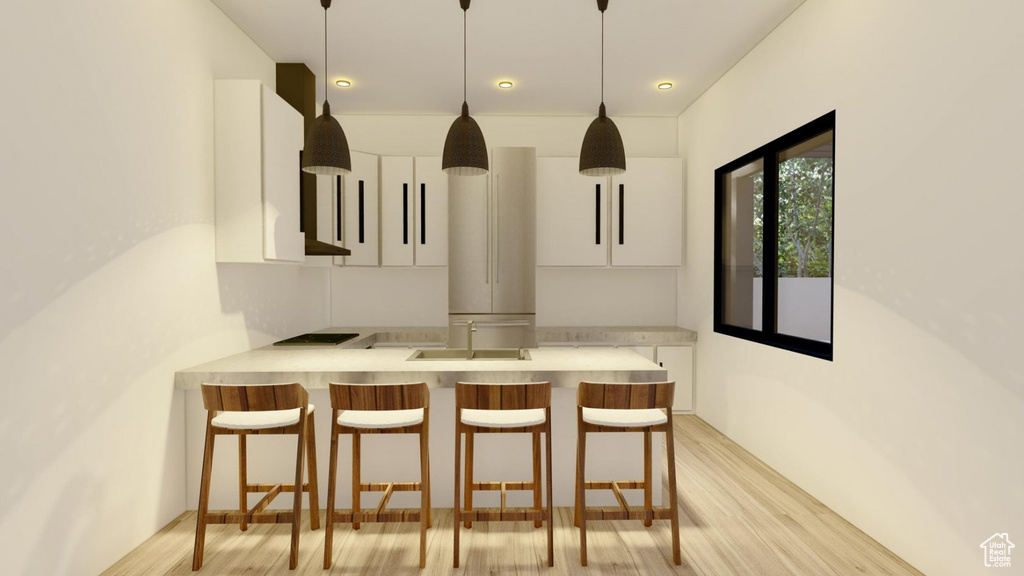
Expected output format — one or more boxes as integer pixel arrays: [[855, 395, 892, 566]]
[[776, 130, 833, 342], [720, 158, 764, 331]]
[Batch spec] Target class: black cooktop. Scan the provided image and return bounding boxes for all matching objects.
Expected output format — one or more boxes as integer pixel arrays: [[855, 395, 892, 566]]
[[273, 333, 360, 346]]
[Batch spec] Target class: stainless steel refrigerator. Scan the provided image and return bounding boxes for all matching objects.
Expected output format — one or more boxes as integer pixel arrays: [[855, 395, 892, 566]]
[[448, 147, 537, 348]]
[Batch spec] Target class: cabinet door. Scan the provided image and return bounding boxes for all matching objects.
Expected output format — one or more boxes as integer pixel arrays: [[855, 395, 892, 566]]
[[380, 156, 414, 266], [657, 345, 694, 412], [537, 157, 609, 266], [260, 84, 305, 262], [343, 151, 380, 266], [492, 148, 536, 314], [414, 157, 448, 266], [610, 157, 682, 266], [448, 173, 491, 313]]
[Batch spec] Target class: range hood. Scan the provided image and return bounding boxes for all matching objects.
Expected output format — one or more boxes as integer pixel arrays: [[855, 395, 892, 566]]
[[277, 63, 351, 257]]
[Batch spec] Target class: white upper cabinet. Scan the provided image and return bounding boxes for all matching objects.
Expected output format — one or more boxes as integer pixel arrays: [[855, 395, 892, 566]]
[[379, 156, 448, 267], [341, 151, 380, 266], [536, 157, 608, 266], [303, 173, 344, 268], [536, 156, 682, 267], [214, 80, 304, 264], [611, 157, 683, 267], [414, 157, 448, 266], [380, 156, 415, 266]]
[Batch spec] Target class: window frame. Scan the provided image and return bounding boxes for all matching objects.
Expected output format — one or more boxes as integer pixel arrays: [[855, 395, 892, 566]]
[[713, 110, 836, 361]]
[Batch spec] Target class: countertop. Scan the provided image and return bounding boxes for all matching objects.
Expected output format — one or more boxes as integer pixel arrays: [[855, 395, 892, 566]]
[[175, 346, 666, 390]]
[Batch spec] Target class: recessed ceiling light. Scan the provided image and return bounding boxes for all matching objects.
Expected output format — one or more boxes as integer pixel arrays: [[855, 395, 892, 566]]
[[335, 79, 352, 87], [498, 81, 514, 89], [657, 82, 673, 90]]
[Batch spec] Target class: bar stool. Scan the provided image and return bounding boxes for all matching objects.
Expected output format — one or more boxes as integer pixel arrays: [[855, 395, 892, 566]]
[[453, 381, 553, 568], [193, 382, 320, 571], [575, 381, 681, 566], [323, 382, 432, 569]]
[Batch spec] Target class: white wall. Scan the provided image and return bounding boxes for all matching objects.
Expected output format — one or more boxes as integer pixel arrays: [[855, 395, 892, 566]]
[[678, 1, 1024, 574], [0, 2, 330, 574], [330, 114, 680, 327]]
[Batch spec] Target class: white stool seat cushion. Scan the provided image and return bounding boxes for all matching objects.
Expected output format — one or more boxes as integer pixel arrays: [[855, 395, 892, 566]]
[[212, 404, 315, 430], [582, 407, 667, 427], [461, 408, 546, 428], [337, 408, 425, 429]]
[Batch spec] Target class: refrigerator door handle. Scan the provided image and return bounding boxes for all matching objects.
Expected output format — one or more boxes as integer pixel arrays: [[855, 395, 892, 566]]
[[495, 174, 500, 284], [485, 173, 491, 284]]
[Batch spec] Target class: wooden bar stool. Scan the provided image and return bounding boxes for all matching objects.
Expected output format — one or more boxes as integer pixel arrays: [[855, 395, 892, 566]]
[[453, 381, 553, 568], [575, 381, 681, 566], [323, 382, 432, 569], [193, 382, 320, 571]]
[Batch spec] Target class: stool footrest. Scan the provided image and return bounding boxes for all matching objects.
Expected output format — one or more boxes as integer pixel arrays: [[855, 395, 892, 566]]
[[471, 481, 536, 491], [583, 507, 674, 522], [204, 510, 295, 524], [359, 481, 423, 492], [332, 509, 422, 524], [245, 482, 309, 493], [584, 480, 646, 490], [460, 508, 548, 523]]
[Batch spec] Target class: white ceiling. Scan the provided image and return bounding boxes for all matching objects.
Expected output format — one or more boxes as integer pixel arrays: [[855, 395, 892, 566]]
[[211, 0, 805, 117]]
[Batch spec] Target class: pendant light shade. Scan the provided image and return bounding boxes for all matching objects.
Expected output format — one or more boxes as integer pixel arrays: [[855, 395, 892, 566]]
[[580, 103, 625, 176], [302, 100, 351, 175], [442, 0, 488, 175], [580, 0, 625, 176], [302, 0, 351, 176], [443, 102, 488, 176]]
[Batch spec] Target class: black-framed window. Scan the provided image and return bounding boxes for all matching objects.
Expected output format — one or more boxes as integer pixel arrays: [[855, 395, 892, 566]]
[[714, 111, 835, 360]]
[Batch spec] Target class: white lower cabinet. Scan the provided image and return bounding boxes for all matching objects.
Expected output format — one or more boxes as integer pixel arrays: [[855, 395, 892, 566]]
[[656, 345, 694, 412]]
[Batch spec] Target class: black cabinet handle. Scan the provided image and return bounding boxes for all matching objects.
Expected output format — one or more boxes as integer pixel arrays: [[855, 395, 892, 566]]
[[618, 183, 625, 245], [358, 180, 365, 244], [595, 183, 602, 245], [420, 183, 427, 245], [402, 183, 409, 245], [335, 176, 342, 242]]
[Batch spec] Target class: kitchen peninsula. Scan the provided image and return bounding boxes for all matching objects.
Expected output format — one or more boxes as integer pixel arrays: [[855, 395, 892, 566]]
[[174, 327, 694, 511]]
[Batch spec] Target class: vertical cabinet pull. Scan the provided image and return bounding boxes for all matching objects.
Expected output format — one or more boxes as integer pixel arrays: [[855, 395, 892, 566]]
[[358, 180, 365, 244], [402, 183, 409, 245], [618, 183, 625, 245], [335, 176, 342, 242], [420, 183, 427, 245], [595, 183, 602, 245]]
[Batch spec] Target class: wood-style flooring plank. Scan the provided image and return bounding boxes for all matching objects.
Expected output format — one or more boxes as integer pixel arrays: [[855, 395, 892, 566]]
[[102, 415, 923, 576]]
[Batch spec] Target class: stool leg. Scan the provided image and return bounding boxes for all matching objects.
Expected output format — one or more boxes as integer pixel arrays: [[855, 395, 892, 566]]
[[306, 411, 321, 531], [238, 434, 248, 532], [192, 417, 216, 571], [418, 425, 429, 569], [453, 421, 462, 568], [574, 431, 580, 529], [324, 417, 339, 569], [352, 431, 361, 530], [532, 431, 543, 529], [643, 428, 653, 528], [665, 415, 682, 565], [424, 409, 432, 528], [463, 431, 474, 529], [289, 413, 307, 570], [544, 416, 554, 567], [577, 417, 588, 567]]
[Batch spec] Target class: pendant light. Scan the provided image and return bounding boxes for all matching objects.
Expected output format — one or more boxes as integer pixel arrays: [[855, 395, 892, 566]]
[[579, 0, 626, 176], [442, 0, 488, 176], [302, 0, 351, 175]]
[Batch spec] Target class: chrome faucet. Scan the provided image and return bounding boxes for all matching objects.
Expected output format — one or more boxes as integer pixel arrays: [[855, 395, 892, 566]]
[[466, 320, 476, 360]]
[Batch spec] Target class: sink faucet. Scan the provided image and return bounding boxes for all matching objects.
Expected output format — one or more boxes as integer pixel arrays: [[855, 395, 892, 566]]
[[466, 320, 476, 360]]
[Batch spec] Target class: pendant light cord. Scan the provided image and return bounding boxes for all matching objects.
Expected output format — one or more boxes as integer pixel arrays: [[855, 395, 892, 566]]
[[323, 6, 329, 102], [601, 10, 605, 103], [463, 9, 468, 103]]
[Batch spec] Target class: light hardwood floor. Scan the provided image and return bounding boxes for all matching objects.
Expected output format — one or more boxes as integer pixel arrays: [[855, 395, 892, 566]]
[[103, 416, 922, 575]]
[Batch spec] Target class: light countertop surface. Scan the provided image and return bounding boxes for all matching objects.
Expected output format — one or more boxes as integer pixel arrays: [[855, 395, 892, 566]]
[[175, 346, 666, 390]]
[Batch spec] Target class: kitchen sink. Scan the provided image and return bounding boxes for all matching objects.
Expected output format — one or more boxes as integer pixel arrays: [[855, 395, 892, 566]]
[[407, 348, 530, 361]]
